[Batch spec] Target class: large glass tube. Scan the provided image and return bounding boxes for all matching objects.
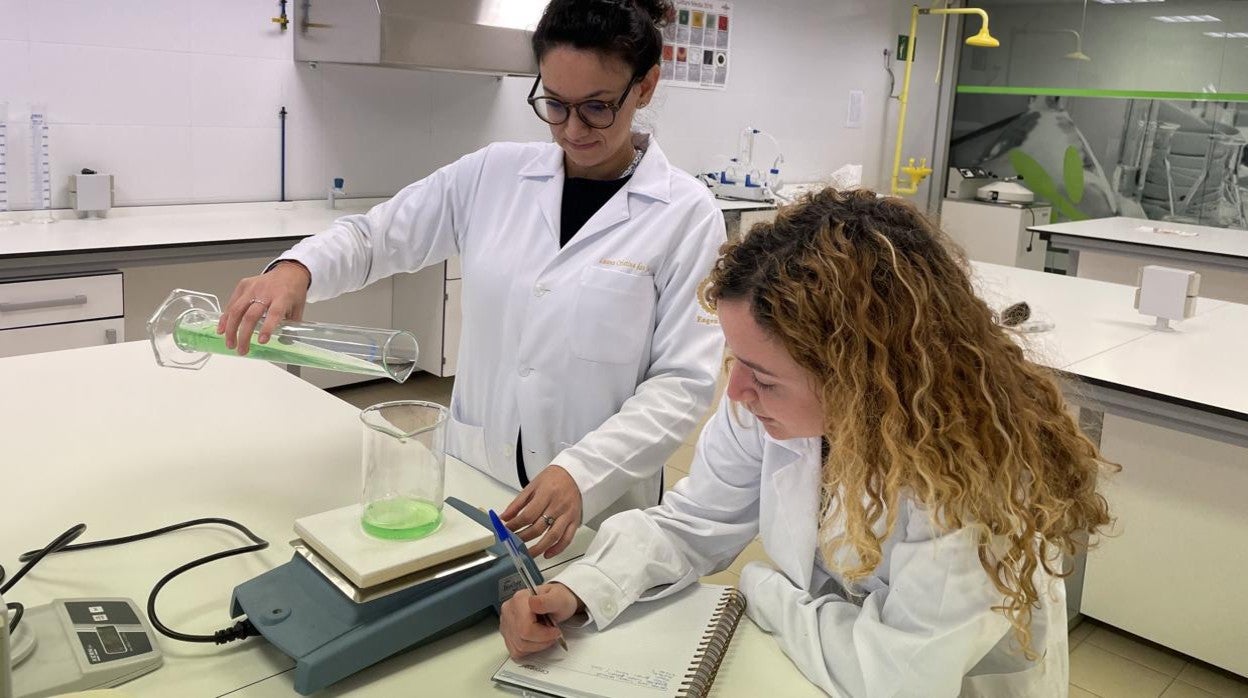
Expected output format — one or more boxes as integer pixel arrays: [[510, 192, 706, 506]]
[[147, 289, 418, 382]]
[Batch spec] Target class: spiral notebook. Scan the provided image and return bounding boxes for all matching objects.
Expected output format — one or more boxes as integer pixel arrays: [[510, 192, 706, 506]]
[[492, 583, 747, 698]]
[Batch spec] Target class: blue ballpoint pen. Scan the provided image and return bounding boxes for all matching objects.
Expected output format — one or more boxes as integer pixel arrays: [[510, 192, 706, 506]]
[[489, 509, 568, 651]]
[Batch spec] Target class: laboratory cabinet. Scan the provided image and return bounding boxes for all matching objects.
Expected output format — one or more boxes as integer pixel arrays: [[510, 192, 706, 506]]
[[1081, 414, 1248, 678], [0, 272, 125, 357]]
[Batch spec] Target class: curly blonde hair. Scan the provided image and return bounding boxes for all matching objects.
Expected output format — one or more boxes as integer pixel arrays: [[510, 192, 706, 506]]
[[705, 188, 1115, 657]]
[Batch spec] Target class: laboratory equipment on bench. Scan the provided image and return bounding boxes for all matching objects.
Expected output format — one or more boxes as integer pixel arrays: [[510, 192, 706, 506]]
[[147, 289, 418, 382], [0, 102, 15, 227], [68, 170, 114, 219], [1134, 265, 1200, 331], [941, 198, 1051, 271], [28, 106, 53, 225], [946, 166, 996, 200], [230, 497, 541, 695], [360, 401, 448, 541], [3, 598, 162, 698], [703, 126, 785, 202], [976, 179, 1035, 204]]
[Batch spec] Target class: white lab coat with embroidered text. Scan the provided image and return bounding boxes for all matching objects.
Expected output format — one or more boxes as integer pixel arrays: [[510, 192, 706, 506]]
[[275, 136, 726, 525]]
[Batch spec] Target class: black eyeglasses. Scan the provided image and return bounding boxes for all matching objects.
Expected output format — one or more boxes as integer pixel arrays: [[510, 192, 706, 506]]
[[527, 74, 639, 129]]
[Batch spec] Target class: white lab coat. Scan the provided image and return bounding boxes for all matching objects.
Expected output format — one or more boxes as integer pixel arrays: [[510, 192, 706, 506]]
[[556, 398, 1070, 697], [276, 136, 726, 525]]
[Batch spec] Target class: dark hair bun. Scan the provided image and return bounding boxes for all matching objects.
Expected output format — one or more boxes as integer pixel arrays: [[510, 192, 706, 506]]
[[633, 0, 675, 27], [533, 0, 670, 76]]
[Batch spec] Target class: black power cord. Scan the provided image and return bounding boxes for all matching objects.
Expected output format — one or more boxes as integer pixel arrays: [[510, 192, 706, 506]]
[[6, 601, 22, 634], [9, 518, 268, 645]]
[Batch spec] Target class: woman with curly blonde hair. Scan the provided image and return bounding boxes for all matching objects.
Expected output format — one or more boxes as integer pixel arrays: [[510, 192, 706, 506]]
[[498, 187, 1115, 696]]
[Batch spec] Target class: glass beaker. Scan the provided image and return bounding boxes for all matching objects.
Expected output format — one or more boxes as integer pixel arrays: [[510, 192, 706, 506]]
[[360, 401, 448, 540], [147, 289, 418, 382]]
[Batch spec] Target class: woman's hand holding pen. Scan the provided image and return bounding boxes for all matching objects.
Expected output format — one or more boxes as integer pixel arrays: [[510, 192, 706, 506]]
[[499, 583, 583, 659]]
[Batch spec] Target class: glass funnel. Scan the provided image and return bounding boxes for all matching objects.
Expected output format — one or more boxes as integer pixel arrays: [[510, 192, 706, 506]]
[[146, 289, 418, 382], [360, 401, 448, 540]]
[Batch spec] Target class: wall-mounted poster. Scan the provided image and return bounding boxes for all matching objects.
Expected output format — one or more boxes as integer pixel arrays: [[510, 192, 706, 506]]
[[661, 0, 731, 90]]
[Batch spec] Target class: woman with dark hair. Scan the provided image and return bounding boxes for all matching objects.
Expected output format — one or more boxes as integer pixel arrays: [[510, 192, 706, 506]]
[[217, 0, 723, 556], [500, 188, 1116, 696]]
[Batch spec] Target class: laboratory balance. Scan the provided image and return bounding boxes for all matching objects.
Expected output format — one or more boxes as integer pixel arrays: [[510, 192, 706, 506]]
[[232, 497, 544, 694]]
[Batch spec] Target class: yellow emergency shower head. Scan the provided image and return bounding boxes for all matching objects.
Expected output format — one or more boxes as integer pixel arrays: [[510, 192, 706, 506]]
[[924, 7, 1000, 48], [966, 25, 1000, 48]]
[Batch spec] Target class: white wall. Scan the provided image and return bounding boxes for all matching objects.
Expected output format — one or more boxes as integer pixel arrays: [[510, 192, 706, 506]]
[[0, 0, 909, 211]]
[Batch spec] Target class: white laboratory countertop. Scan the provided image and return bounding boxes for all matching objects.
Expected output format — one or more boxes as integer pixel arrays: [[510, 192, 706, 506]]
[[1066, 302, 1248, 419], [1028, 217, 1248, 260], [970, 261, 1228, 369], [713, 198, 778, 212], [0, 199, 381, 259], [0, 341, 818, 698], [0, 197, 771, 262]]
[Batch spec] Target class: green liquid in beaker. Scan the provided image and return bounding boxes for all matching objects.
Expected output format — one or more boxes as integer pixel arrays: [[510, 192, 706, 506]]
[[362, 497, 443, 540], [173, 320, 389, 376]]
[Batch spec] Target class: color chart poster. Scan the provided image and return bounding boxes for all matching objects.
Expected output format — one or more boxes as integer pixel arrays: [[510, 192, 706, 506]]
[[661, 0, 732, 90]]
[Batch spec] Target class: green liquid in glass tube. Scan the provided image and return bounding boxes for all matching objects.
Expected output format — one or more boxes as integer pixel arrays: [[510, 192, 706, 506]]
[[173, 319, 389, 376], [362, 497, 443, 540]]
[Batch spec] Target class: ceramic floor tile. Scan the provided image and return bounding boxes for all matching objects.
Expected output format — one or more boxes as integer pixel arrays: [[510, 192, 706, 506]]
[[1176, 663, 1248, 698], [1163, 682, 1222, 698], [700, 568, 740, 586], [1086, 626, 1188, 677], [1070, 686, 1100, 698], [667, 444, 696, 474], [1070, 643, 1172, 698], [664, 466, 687, 492], [1069, 618, 1097, 650], [729, 538, 772, 575], [329, 374, 454, 409]]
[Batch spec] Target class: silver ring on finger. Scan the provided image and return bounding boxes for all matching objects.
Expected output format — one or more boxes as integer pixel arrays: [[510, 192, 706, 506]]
[[249, 298, 270, 307], [542, 515, 556, 528]]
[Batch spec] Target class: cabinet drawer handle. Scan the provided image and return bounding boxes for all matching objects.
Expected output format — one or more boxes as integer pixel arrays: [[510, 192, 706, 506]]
[[0, 294, 89, 312]]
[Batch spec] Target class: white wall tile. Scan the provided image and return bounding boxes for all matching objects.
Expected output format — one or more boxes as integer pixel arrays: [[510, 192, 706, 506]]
[[424, 72, 550, 169], [280, 62, 327, 200], [190, 54, 289, 128], [319, 64, 434, 196], [49, 124, 192, 207], [10, 0, 909, 207], [28, 43, 191, 126], [0, 39, 31, 102], [189, 0, 292, 60], [28, 0, 188, 52], [0, 0, 31, 41], [190, 127, 281, 202], [284, 124, 326, 201]]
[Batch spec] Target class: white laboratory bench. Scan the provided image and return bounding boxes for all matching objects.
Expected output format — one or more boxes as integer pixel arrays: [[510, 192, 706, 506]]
[[0, 197, 772, 275], [973, 261, 1248, 678], [1029, 216, 1248, 303], [0, 341, 821, 697]]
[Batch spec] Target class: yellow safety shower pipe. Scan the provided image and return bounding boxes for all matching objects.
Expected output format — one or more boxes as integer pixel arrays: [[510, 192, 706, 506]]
[[890, 5, 998, 196]]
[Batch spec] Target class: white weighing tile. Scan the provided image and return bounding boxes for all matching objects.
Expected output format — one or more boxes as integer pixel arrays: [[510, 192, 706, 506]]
[[295, 502, 494, 589]]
